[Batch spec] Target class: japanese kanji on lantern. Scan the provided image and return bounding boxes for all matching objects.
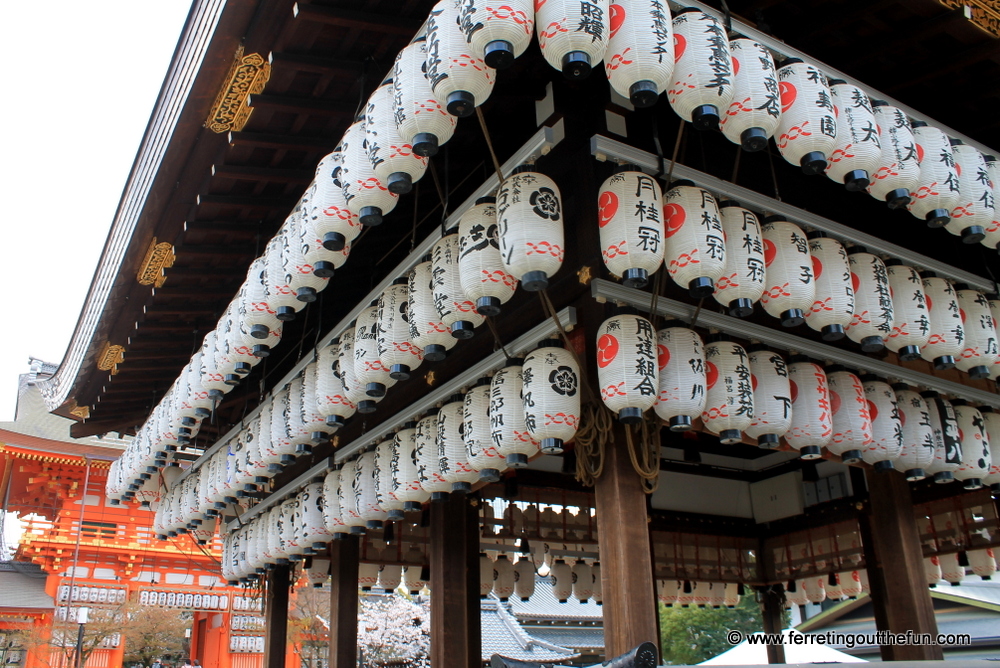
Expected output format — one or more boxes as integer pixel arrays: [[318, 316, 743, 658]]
[[825, 80, 881, 192], [263, 231, 306, 322], [951, 401, 990, 489], [497, 166, 564, 291], [604, 0, 673, 107], [654, 322, 706, 431], [375, 439, 405, 520], [662, 180, 727, 297], [920, 273, 965, 370], [415, 410, 450, 501], [322, 469, 350, 539], [409, 255, 458, 361], [393, 38, 458, 157], [341, 118, 399, 226], [523, 339, 581, 454], [979, 407, 1000, 491], [596, 313, 659, 424], [922, 391, 962, 484], [433, 228, 486, 338], [745, 344, 792, 449], [714, 202, 765, 316], [285, 211, 331, 302], [391, 421, 430, 511], [377, 278, 423, 382], [774, 58, 837, 174], [426, 1, 497, 117], [297, 480, 334, 551], [990, 295, 1000, 381], [535, 0, 610, 80], [455, 0, 534, 69], [719, 38, 780, 151], [701, 336, 754, 444], [954, 287, 999, 379], [240, 257, 282, 345], [300, 183, 353, 276], [861, 375, 902, 471], [364, 79, 428, 194], [845, 247, 893, 352], [459, 196, 517, 316], [491, 358, 539, 467], [337, 458, 364, 533], [908, 122, 960, 228], [983, 156, 1000, 252], [287, 374, 320, 454], [315, 341, 355, 429], [668, 9, 733, 130], [868, 101, 920, 209], [945, 141, 994, 243], [355, 303, 398, 399], [355, 449, 387, 529], [892, 383, 935, 480], [824, 365, 872, 465], [786, 356, 833, 459], [200, 330, 235, 404], [804, 232, 854, 341], [439, 393, 479, 493], [598, 167, 664, 289], [883, 261, 930, 361], [760, 216, 816, 327], [465, 377, 506, 482], [311, 148, 363, 252], [338, 326, 376, 414]]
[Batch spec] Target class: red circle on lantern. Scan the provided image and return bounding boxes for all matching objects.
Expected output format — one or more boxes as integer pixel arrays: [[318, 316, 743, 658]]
[[596, 334, 619, 368], [833, 105, 839, 119], [789, 379, 798, 403], [664, 203, 686, 237], [706, 361, 719, 389], [598, 191, 619, 228], [763, 238, 777, 267], [916, 143, 925, 163], [812, 255, 823, 280], [960, 308, 967, 323], [956, 162, 962, 177], [673, 33, 686, 62], [898, 409, 906, 427], [830, 390, 842, 415], [732, 57, 740, 76], [958, 428, 964, 442], [779, 81, 796, 113], [851, 272, 860, 293], [609, 4, 625, 39], [657, 344, 670, 370], [867, 400, 878, 422], [925, 294, 933, 311], [751, 374, 758, 391]]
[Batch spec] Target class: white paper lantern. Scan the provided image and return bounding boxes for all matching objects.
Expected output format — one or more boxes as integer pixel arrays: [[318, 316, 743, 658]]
[[497, 168, 564, 291], [969, 548, 997, 579], [990, 296, 1000, 381], [702, 338, 753, 444], [825, 573, 843, 601], [288, 375, 321, 455], [884, 262, 930, 361], [297, 480, 334, 551], [311, 149, 362, 252], [490, 358, 540, 467], [922, 391, 962, 484], [861, 375, 902, 471], [939, 552, 964, 585], [892, 383, 935, 480], [464, 378, 506, 482], [341, 119, 399, 227], [536, 0, 610, 80], [200, 330, 236, 404], [455, 0, 534, 70], [744, 346, 792, 448], [868, 102, 921, 209], [667, 9, 733, 130], [720, 38, 780, 151], [358, 562, 380, 591], [387, 422, 428, 511], [458, 197, 517, 317], [409, 256, 458, 361], [923, 555, 942, 585], [272, 386, 300, 467], [572, 561, 593, 602], [951, 401, 990, 489], [393, 38, 459, 157], [662, 181, 727, 297], [491, 554, 516, 601], [946, 142, 994, 243], [921, 274, 965, 369], [315, 341, 356, 430], [339, 326, 378, 415], [377, 564, 402, 593], [723, 583, 741, 608], [284, 211, 331, 302], [338, 459, 364, 533], [785, 581, 808, 608], [713, 203, 765, 317], [514, 558, 535, 601], [264, 231, 306, 322], [597, 313, 659, 423], [802, 576, 826, 604], [654, 324, 707, 431], [375, 279, 423, 384], [375, 439, 405, 521], [439, 393, 479, 493], [433, 230, 486, 339], [760, 217, 816, 327], [239, 257, 284, 351], [775, 59, 837, 174], [823, 366, 872, 464], [954, 288, 998, 379], [598, 168, 665, 289], [364, 81, 428, 195], [523, 339, 581, 454], [981, 407, 1000, 490], [982, 157, 1000, 251], [804, 234, 854, 341], [591, 562, 603, 605], [415, 411, 451, 500], [824, 81, 881, 191], [786, 357, 832, 459], [478, 553, 495, 598], [357, 450, 388, 529], [322, 469, 350, 538], [354, 304, 398, 404], [845, 249, 893, 352], [604, 1, 673, 107], [908, 123, 961, 227], [403, 560, 428, 595], [549, 559, 573, 603], [426, 1, 497, 117]]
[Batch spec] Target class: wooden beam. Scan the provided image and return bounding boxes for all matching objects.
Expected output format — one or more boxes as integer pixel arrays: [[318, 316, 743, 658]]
[[328, 537, 359, 668], [268, 51, 364, 75], [152, 285, 239, 299], [163, 266, 250, 278], [758, 585, 787, 664], [264, 565, 291, 668], [291, 3, 423, 36], [228, 131, 336, 151], [69, 413, 152, 439], [211, 164, 313, 184], [195, 194, 299, 209], [247, 93, 356, 117], [430, 495, 480, 668]]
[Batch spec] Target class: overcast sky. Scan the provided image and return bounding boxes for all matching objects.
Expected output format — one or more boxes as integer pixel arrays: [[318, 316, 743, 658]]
[[0, 1, 192, 421]]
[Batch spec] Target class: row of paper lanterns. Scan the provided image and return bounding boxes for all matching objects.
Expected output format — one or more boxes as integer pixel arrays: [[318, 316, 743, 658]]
[[656, 580, 743, 608], [784, 571, 869, 607], [925, 549, 998, 586]]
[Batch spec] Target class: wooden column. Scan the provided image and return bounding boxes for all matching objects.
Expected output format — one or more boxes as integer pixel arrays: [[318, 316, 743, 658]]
[[328, 536, 360, 668], [594, 423, 659, 660], [429, 494, 480, 668], [861, 469, 943, 660], [263, 564, 290, 668], [757, 585, 786, 664]]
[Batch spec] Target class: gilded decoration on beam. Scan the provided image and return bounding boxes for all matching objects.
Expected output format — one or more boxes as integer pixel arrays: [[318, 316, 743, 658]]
[[97, 342, 125, 375], [69, 404, 90, 420], [137, 238, 175, 287], [939, 0, 1000, 36], [206, 47, 271, 133]]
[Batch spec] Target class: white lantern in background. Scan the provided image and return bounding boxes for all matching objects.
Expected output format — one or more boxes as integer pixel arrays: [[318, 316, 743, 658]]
[[264, 231, 306, 322], [426, 1, 497, 117], [393, 38, 458, 157], [802, 576, 826, 604], [354, 308, 398, 406], [908, 123, 960, 228], [459, 197, 518, 317], [239, 257, 283, 350], [662, 181, 726, 297], [861, 375, 902, 471], [376, 439, 405, 521], [341, 119, 398, 227], [868, 102, 920, 209], [605, 0, 673, 107], [939, 552, 964, 585], [514, 558, 535, 601], [465, 378, 506, 482], [923, 556, 942, 586], [946, 141, 994, 243], [299, 187, 353, 279], [439, 393, 479, 493], [884, 261, 930, 361], [497, 167, 564, 291], [365, 80, 428, 195], [493, 555, 515, 601], [845, 248, 893, 352], [969, 549, 997, 579], [825, 574, 843, 601], [357, 450, 388, 529], [823, 366, 872, 465], [374, 564, 400, 593], [550, 560, 573, 603], [721, 38, 780, 151], [598, 168, 665, 289], [392, 421, 430, 511], [786, 357, 832, 459], [311, 149, 362, 252], [572, 561, 593, 602], [923, 391, 962, 484], [377, 279, 423, 382], [724, 583, 741, 608], [954, 288, 998, 379], [804, 233, 854, 341], [760, 217, 816, 327], [774, 59, 836, 174], [982, 157, 1000, 251], [745, 345, 792, 448], [358, 562, 380, 591], [457, 0, 534, 69], [409, 256, 458, 361], [668, 9, 733, 130], [535, 0, 610, 80], [200, 330, 236, 405], [920, 274, 964, 370], [315, 341, 356, 430], [981, 408, 1000, 490], [479, 553, 495, 598], [597, 313, 659, 423], [322, 469, 350, 538], [892, 383, 935, 481], [702, 338, 753, 445], [654, 324, 706, 431], [298, 480, 334, 551], [785, 581, 808, 608], [403, 561, 427, 595], [285, 211, 331, 302], [825, 81, 881, 191], [523, 339, 581, 454], [433, 229, 486, 338], [491, 358, 540, 467], [338, 458, 364, 533], [714, 203, 765, 317], [415, 411, 451, 501], [951, 401, 990, 489]]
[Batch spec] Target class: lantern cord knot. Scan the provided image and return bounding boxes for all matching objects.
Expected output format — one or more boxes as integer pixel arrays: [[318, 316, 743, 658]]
[[624, 414, 661, 494], [574, 404, 611, 487]]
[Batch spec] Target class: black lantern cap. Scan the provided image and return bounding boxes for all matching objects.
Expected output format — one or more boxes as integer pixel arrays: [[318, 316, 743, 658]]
[[885, 188, 911, 210], [622, 268, 649, 289], [728, 298, 754, 318], [669, 415, 693, 432], [843, 169, 870, 192], [451, 321, 476, 339], [561, 51, 592, 80], [740, 127, 769, 152], [629, 80, 659, 108], [359, 206, 384, 226], [423, 344, 448, 362], [757, 433, 780, 449], [389, 364, 411, 381], [446, 90, 476, 117], [873, 460, 896, 473], [540, 438, 563, 454], [476, 296, 502, 317], [484, 39, 515, 69], [322, 231, 346, 252], [800, 151, 827, 175], [961, 226, 986, 244], [412, 132, 439, 158], [276, 306, 297, 322], [691, 104, 720, 132], [520, 270, 549, 292], [387, 171, 413, 195], [925, 209, 950, 228]]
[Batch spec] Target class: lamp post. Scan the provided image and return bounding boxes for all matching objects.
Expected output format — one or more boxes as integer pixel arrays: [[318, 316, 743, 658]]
[[74, 607, 89, 668]]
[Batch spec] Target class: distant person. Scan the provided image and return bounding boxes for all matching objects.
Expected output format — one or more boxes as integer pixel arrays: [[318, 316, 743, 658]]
[[181, 661, 193, 668], [151, 660, 162, 668]]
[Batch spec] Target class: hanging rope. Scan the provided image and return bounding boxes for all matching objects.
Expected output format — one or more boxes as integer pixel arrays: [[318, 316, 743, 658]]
[[664, 121, 686, 185], [484, 316, 513, 360], [766, 143, 783, 201], [574, 403, 611, 486], [476, 107, 507, 185], [623, 411, 661, 493]]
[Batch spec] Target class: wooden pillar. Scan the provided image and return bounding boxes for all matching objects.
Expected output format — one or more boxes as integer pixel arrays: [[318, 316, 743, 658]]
[[594, 423, 659, 660], [757, 585, 786, 664], [429, 494, 480, 668], [263, 565, 290, 668], [328, 536, 359, 668], [860, 469, 943, 660]]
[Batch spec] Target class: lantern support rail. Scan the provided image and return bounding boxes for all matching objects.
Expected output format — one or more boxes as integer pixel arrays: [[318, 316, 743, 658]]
[[179, 121, 566, 484], [227, 306, 577, 530], [590, 135, 996, 294], [590, 279, 1000, 408]]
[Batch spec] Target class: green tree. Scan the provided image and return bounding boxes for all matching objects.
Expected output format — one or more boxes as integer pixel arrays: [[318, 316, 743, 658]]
[[659, 593, 784, 665]]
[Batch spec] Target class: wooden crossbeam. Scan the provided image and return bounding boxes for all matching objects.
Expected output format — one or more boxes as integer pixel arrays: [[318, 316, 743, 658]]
[[268, 51, 363, 75], [210, 164, 313, 183], [228, 131, 336, 151], [291, 3, 423, 36], [247, 94, 356, 117], [195, 194, 299, 209]]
